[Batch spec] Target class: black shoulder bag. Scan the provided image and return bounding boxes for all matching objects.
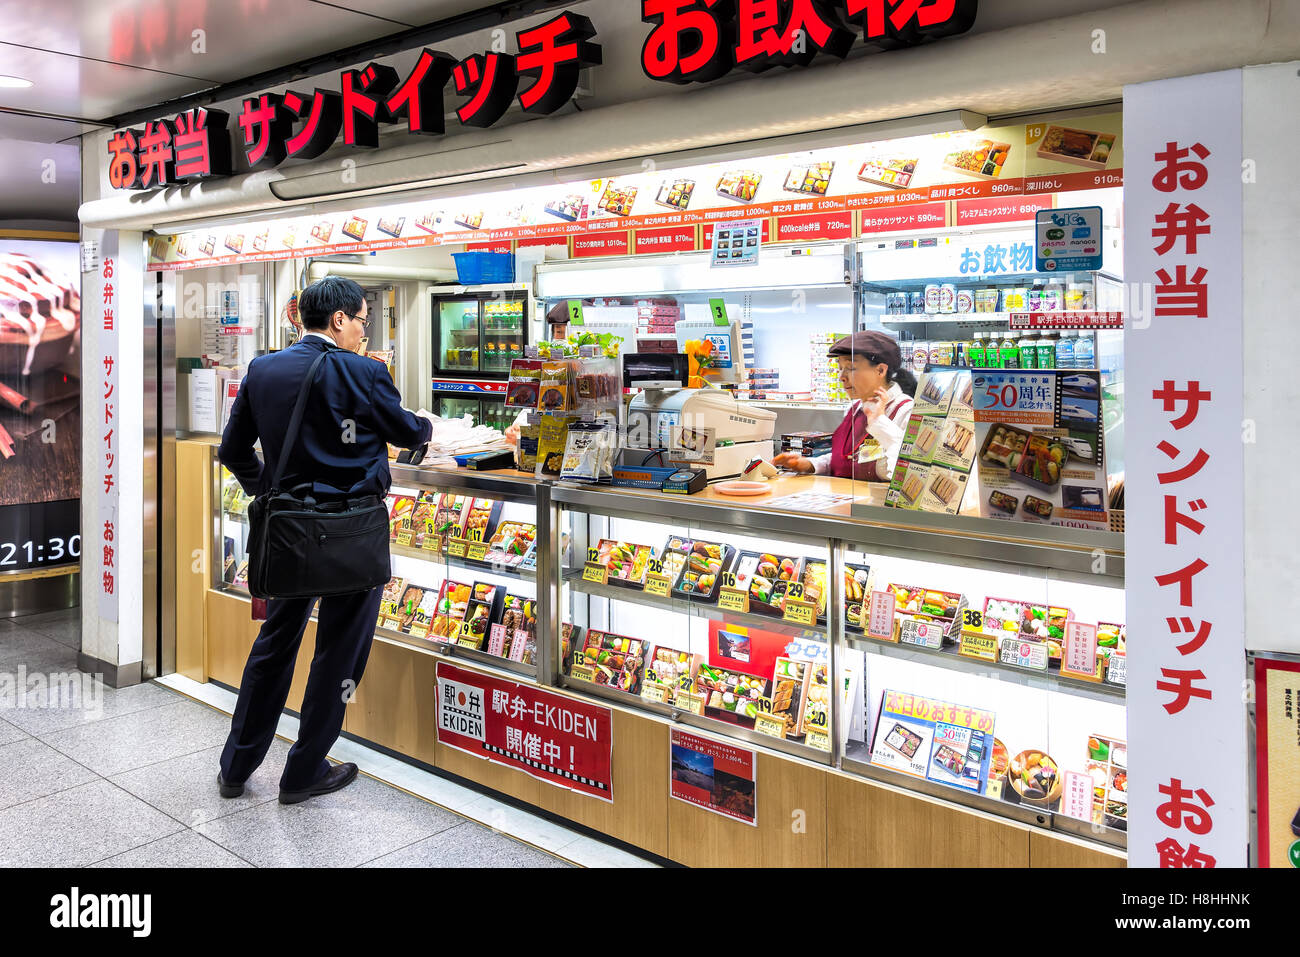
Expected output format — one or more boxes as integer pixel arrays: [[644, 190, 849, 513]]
[[246, 351, 392, 600]]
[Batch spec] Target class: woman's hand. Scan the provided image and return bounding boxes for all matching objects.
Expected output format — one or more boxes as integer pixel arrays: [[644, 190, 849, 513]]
[[504, 424, 521, 446], [773, 452, 815, 474], [861, 386, 890, 425]]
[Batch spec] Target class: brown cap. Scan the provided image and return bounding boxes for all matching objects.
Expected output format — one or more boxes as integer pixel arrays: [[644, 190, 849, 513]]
[[828, 330, 902, 369], [546, 301, 571, 324]]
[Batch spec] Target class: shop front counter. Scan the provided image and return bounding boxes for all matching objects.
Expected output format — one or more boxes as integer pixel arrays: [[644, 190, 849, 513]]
[[178, 437, 1127, 867]]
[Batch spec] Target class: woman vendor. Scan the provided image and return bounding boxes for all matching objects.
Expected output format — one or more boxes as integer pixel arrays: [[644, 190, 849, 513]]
[[773, 330, 916, 481]]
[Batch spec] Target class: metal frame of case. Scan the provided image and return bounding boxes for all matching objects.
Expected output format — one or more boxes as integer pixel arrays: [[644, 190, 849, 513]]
[[210, 452, 1127, 850]]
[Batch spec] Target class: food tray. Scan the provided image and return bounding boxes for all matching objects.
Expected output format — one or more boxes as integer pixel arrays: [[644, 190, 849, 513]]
[[857, 156, 918, 189], [457, 582, 504, 649], [715, 170, 762, 203], [941, 139, 1012, 180], [461, 499, 502, 542], [988, 489, 1019, 515], [654, 179, 695, 210], [342, 217, 367, 241], [783, 161, 834, 196], [843, 563, 873, 631], [731, 549, 803, 617], [597, 184, 638, 216], [978, 423, 1066, 492], [593, 538, 656, 588], [695, 664, 770, 722], [1035, 125, 1117, 170], [574, 630, 646, 693], [770, 657, 811, 737], [429, 580, 472, 640], [544, 194, 584, 221], [376, 217, 405, 238], [661, 536, 735, 603], [644, 646, 701, 703], [483, 521, 536, 568], [889, 583, 961, 624]]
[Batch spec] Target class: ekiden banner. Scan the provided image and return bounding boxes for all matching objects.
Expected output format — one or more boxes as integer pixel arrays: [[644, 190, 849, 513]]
[[0, 240, 82, 573], [436, 661, 614, 800]]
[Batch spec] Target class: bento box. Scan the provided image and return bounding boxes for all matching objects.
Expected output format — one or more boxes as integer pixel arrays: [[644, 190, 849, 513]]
[[597, 184, 637, 216], [770, 657, 812, 738], [1035, 125, 1117, 170], [572, 630, 646, 693], [843, 563, 873, 631], [979, 423, 1067, 492], [783, 161, 833, 196], [716, 170, 762, 203], [592, 538, 656, 588], [941, 139, 1011, 180], [662, 536, 735, 603], [695, 664, 770, 723], [731, 549, 803, 617], [655, 178, 695, 210], [455, 582, 505, 649], [482, 521, 537, 569], [857, 155, 918, 189], [643, 646, 701, 703]]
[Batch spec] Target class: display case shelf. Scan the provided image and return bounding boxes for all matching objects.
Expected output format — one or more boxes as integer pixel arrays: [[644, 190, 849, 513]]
[[390, 542, 537, 582], [843, 632, 1125, 704], [374, 622, 537, 679]]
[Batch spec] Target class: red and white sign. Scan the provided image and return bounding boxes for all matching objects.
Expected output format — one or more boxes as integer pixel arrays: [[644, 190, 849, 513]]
[[1060, 621, 1099, 679], [1125, 69, 1247, 868], [860, 202, 947, 234], [634, 225, 697, 254], [97, 243, 119, 622], [572, 231, 630, 257], [773, 211, 853, 243], [670, 727, 756, 826], [436, 661, 613, 800], [955, 194, 1053, 226], [466, 240, 511, 253], [1008, 311, 1124, 330], [867, 590, 896, 640]]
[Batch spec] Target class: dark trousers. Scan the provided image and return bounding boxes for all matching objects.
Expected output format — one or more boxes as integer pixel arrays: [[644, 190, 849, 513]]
[[219, 584, 383, 791]]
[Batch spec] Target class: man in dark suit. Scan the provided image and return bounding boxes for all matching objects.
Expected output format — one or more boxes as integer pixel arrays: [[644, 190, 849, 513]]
[[216, 276, 434, 804]]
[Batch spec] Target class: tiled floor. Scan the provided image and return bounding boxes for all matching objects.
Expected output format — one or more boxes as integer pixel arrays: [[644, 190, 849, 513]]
[[0, 608, 651, 868]]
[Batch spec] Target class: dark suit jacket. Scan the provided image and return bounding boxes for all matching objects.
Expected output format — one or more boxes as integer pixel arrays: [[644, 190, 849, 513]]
[[218, 335, 432, 498]]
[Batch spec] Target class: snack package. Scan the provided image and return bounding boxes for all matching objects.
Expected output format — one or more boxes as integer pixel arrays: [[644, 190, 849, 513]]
[[506, 359, 543, 409], [515, 415, 541, 471], [536, 414, 578, 477], [560, 421, 616, 483], [538, 360, 574, 412]]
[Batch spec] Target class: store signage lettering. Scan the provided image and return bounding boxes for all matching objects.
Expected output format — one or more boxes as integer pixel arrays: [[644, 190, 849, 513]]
[[774, 211, 853, 242], [860, 202, 947, 233], [955, 194, 1053, 226], [106, 12, 601, 190], [640, 0, 977, 83], [958, 241, 1035, 275]]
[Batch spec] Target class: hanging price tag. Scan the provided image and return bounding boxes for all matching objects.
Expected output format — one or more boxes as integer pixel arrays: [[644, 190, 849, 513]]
[[582, 562, 609, 585], [643, 575, 672, 598], [447, 537, 468, 558], [567, 299, 585, 325], [718, 588, 749, 613], [709, 297, 729, 326], [783, 600, 816, 626]]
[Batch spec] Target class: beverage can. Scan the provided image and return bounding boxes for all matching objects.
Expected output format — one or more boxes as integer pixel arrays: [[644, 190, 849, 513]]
[[912, 340, 929, 373], [924, 285, 941, 314], [939, 283, 957, 314], [1001, 288, 1027, 312], [956, 289, 975, 313], [931, 341, 954, 366], [909, 291, 927, 314]]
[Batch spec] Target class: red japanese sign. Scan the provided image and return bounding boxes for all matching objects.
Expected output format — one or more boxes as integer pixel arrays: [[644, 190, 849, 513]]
[[571, 231, 630, 257], [466, 240, 512, 253], [634, 225, 697, 254], [860, 202, 947, 233], [436, 661, 613, 800], [773, 211, 853, 242], [702, 219, 770, 245], [954, 194, 1053, 226], [1007, 311, 1123, 330]]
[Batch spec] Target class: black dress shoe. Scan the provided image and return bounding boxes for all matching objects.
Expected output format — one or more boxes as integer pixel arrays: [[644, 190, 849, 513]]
[[279, 762, 359, 805], [217, 772, 245, 799]]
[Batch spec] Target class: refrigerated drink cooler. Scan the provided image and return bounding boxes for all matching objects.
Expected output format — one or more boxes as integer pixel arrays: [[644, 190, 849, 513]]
[[431, 289, 530, 431]]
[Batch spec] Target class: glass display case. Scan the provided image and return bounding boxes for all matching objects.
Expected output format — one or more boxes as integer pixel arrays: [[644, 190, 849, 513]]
[[433, 291, 529, 378]]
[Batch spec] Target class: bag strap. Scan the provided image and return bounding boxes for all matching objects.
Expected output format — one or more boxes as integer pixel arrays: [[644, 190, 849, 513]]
[[269, 349, 330, 492]]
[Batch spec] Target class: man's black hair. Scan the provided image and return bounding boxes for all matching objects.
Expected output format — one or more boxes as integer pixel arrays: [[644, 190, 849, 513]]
[[298, 275, 365, 330]]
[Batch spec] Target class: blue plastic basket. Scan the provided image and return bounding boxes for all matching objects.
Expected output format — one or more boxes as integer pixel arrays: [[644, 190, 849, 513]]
[[452, 251, 515, 284]]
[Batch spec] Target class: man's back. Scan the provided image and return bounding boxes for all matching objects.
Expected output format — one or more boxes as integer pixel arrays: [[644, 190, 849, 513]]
[[218, 335, 429, 498]]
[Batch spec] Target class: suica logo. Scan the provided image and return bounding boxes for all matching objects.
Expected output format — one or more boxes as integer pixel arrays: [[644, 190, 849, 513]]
[[49, 887, 151, 937]]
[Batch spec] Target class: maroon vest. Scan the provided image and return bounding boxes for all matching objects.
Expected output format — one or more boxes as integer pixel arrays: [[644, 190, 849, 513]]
[[828, 395, 912, 480]]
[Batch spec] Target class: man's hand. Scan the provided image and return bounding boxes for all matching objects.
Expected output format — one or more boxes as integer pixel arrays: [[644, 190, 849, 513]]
[[773, 451, 815, 474], [415, 408, 439, 429]]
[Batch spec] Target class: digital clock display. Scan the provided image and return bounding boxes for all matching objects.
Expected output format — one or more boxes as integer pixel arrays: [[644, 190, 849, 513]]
[[0, 499, 80, 572]]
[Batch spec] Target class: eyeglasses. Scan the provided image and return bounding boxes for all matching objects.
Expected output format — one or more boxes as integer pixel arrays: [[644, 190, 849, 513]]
[[345, 312, 370, 330]]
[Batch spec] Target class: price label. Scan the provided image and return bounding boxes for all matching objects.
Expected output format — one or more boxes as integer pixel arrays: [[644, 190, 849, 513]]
[[899, 617, 944, 650], [718, 588, 749, 613], [958, 629, 999, 662], [985, 778, 1003, 800], [1060, 621, 1100, 681], [643, 575, 672, 598], [466, 527, 484, 543], [582, 562, 609, 585], [720, 571, 738, 590], [1105, 654, 1127, 686], [999, 637, 1049, 671], [805, 730, 831, 752], [648, 557, 665, 575], [570, 663, 597, 683], [587, 547, 599, 564], [394, 527, 415, 548], [466, 542, 489, 562], [867, 590, 896, 640], [407, 619, 431, 639], [753, 711, 787, 739], [709, 297, 729, 327], [567, 299, 585, 325], [783, 600, 816, 627], [961, 608, 984, 630], [447, 537, 468, 558], [421, 534, 442, 552], [641, 682, 670, 704], [786, 581, 806, 601], [486, 623, 508, 657], [675, 690, 705, 715], [804, 704, 829, 733]]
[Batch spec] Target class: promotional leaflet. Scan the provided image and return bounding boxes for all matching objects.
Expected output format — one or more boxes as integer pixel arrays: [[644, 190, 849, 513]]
[[1254, 656, 1300, 868], [670, 728, 757, 826], [888, 370, 976, 515], [869, 689, 996, 795], [971, 369, 1109, 530]]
